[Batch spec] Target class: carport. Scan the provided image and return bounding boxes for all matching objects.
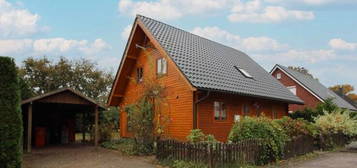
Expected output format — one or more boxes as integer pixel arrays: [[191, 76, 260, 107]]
[[21, 88, 105, 152]]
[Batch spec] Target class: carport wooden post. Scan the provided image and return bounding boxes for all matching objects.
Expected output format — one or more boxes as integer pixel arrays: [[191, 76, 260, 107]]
[[82, 112, 86, 143], [27, 103, 33, 153], [94, 105, 99, 147]]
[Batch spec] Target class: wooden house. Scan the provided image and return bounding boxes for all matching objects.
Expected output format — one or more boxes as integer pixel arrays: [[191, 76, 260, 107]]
[[108, 15, 303, 141]]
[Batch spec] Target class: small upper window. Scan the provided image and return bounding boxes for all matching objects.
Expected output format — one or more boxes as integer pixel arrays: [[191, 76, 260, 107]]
[[214, 101, 226, 120], [287, 86, 297, 95], [157, 58, 167, 75], [136, 67, 143, 83], [234, 66, 253, 78], [276, 73, 281, 79]]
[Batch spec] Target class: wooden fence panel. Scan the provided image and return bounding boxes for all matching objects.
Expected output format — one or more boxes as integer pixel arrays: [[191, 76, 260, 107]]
[[156, 134, 347, 168]]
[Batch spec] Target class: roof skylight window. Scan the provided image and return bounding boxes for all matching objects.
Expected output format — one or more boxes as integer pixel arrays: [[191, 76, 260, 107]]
[[234, 66, 253, 78]]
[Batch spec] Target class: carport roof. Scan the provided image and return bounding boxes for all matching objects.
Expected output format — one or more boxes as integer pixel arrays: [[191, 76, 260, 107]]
[[21, 88, 106, 110]]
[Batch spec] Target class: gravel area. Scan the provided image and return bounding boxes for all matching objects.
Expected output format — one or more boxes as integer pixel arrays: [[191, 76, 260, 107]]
[[23, 144, 157, 168]]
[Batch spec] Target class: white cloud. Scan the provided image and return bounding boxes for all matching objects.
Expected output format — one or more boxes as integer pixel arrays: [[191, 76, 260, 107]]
[[191, 26, 287, 51], [118, 0, 232, 20], [329, 38, 357, 50], [228, 0, 314, 23], [0, 38, 111, 56], [242, 37, 288, 51], [121, 24, 132, 40], [271, 49, 336, 63], [191, 26, 344, 64], [81, 39, 112, 55], [0, 0, 45, 38]]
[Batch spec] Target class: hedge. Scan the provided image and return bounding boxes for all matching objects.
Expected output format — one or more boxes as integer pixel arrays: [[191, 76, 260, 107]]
[[0, 56, 23, 168]]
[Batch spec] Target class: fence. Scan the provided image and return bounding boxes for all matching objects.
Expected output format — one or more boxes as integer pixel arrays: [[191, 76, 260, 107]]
[[283, 135, 314, 159], [317, 133, 349, 150], [157, 139, 262, 167], [156, 135, 326, 168]]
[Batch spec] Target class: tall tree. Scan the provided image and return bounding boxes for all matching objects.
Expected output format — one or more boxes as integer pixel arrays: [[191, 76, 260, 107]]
[[0, 56, 23, 167], [288, 66, 316, 79], [329, 84, 357, 102], [18, 57, 114, 103]]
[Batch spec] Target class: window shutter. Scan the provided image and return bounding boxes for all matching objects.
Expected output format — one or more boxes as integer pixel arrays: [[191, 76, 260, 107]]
[[157, 59, 162, 74], [214, 101, 219, 119], [162, 58, 167, 74]]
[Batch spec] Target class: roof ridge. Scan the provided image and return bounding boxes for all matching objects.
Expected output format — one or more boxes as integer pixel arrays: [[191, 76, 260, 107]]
[[136, 15, 248, 56]]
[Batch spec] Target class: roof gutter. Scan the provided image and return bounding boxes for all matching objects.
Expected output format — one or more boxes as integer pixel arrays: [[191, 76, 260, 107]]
[[197, 87, 304, 105]]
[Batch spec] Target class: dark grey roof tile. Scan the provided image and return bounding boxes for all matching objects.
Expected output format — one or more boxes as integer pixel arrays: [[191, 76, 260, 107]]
[[138, 15, 303, 104]]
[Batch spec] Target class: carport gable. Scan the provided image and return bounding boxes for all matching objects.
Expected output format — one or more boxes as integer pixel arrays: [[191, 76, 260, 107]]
[[22, 88, 105, 109]]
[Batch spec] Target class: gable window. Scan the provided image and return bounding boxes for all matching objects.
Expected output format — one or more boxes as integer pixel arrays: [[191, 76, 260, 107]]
[[136, 67, 143, 83], [243, 104, 250, 116], [287, 86, 297, 95], [214, 101, 226, 120], [276, 73, 281, 79], [234, 66, 253, 78], [157, 58, 167, 75]]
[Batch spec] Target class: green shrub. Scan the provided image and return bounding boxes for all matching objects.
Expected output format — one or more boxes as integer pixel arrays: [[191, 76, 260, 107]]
[[314, 109, 357, 136], [228, 117, 288, 164], [289, 98, 339, 122], [187, 129, 206, 143], [172, 160, 207, 168], [274, 117, 318, 138], [100, 140, 120, 150], [0, 56, 23, 168], [100, 138, 138, 155], [187, 129, 218, 144], [289, 108, 319, 122]]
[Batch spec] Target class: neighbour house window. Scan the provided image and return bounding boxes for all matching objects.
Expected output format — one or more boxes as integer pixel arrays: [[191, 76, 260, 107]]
[[243, 104, 250, 116], [276, 73, 281, 79], [214, 101, 226, 120], [157, 58, 167, 76], [136, 67, 143, 83], [287, 86, 297, 95]]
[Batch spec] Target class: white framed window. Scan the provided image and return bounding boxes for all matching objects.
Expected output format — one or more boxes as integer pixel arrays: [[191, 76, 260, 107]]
[[214, 101, 226, 120], [157, 58, 167, 75], [276, 73, 281, 79], [287, 86, 297, 95]]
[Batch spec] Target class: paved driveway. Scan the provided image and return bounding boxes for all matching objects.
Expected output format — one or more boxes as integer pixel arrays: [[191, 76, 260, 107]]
[[23, 145, 156, 168], [280, 151, 357, 168]]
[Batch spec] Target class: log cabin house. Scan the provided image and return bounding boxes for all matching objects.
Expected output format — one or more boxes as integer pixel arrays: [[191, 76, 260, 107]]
[[270, 64, 357, 112], [108, 15, 303, 141]]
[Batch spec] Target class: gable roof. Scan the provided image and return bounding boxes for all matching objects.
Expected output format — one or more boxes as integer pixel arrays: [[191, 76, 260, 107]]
[[271, 64, 356, 110], [22, 88, 106, 110], [135, 15, 302, 104]]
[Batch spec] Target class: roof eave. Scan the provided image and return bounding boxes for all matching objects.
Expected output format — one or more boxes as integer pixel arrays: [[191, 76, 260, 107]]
[[197, 87, 304, 105]]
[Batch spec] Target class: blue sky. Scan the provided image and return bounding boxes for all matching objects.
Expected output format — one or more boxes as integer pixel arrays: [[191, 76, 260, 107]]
[[1, 0, 357, 91]]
